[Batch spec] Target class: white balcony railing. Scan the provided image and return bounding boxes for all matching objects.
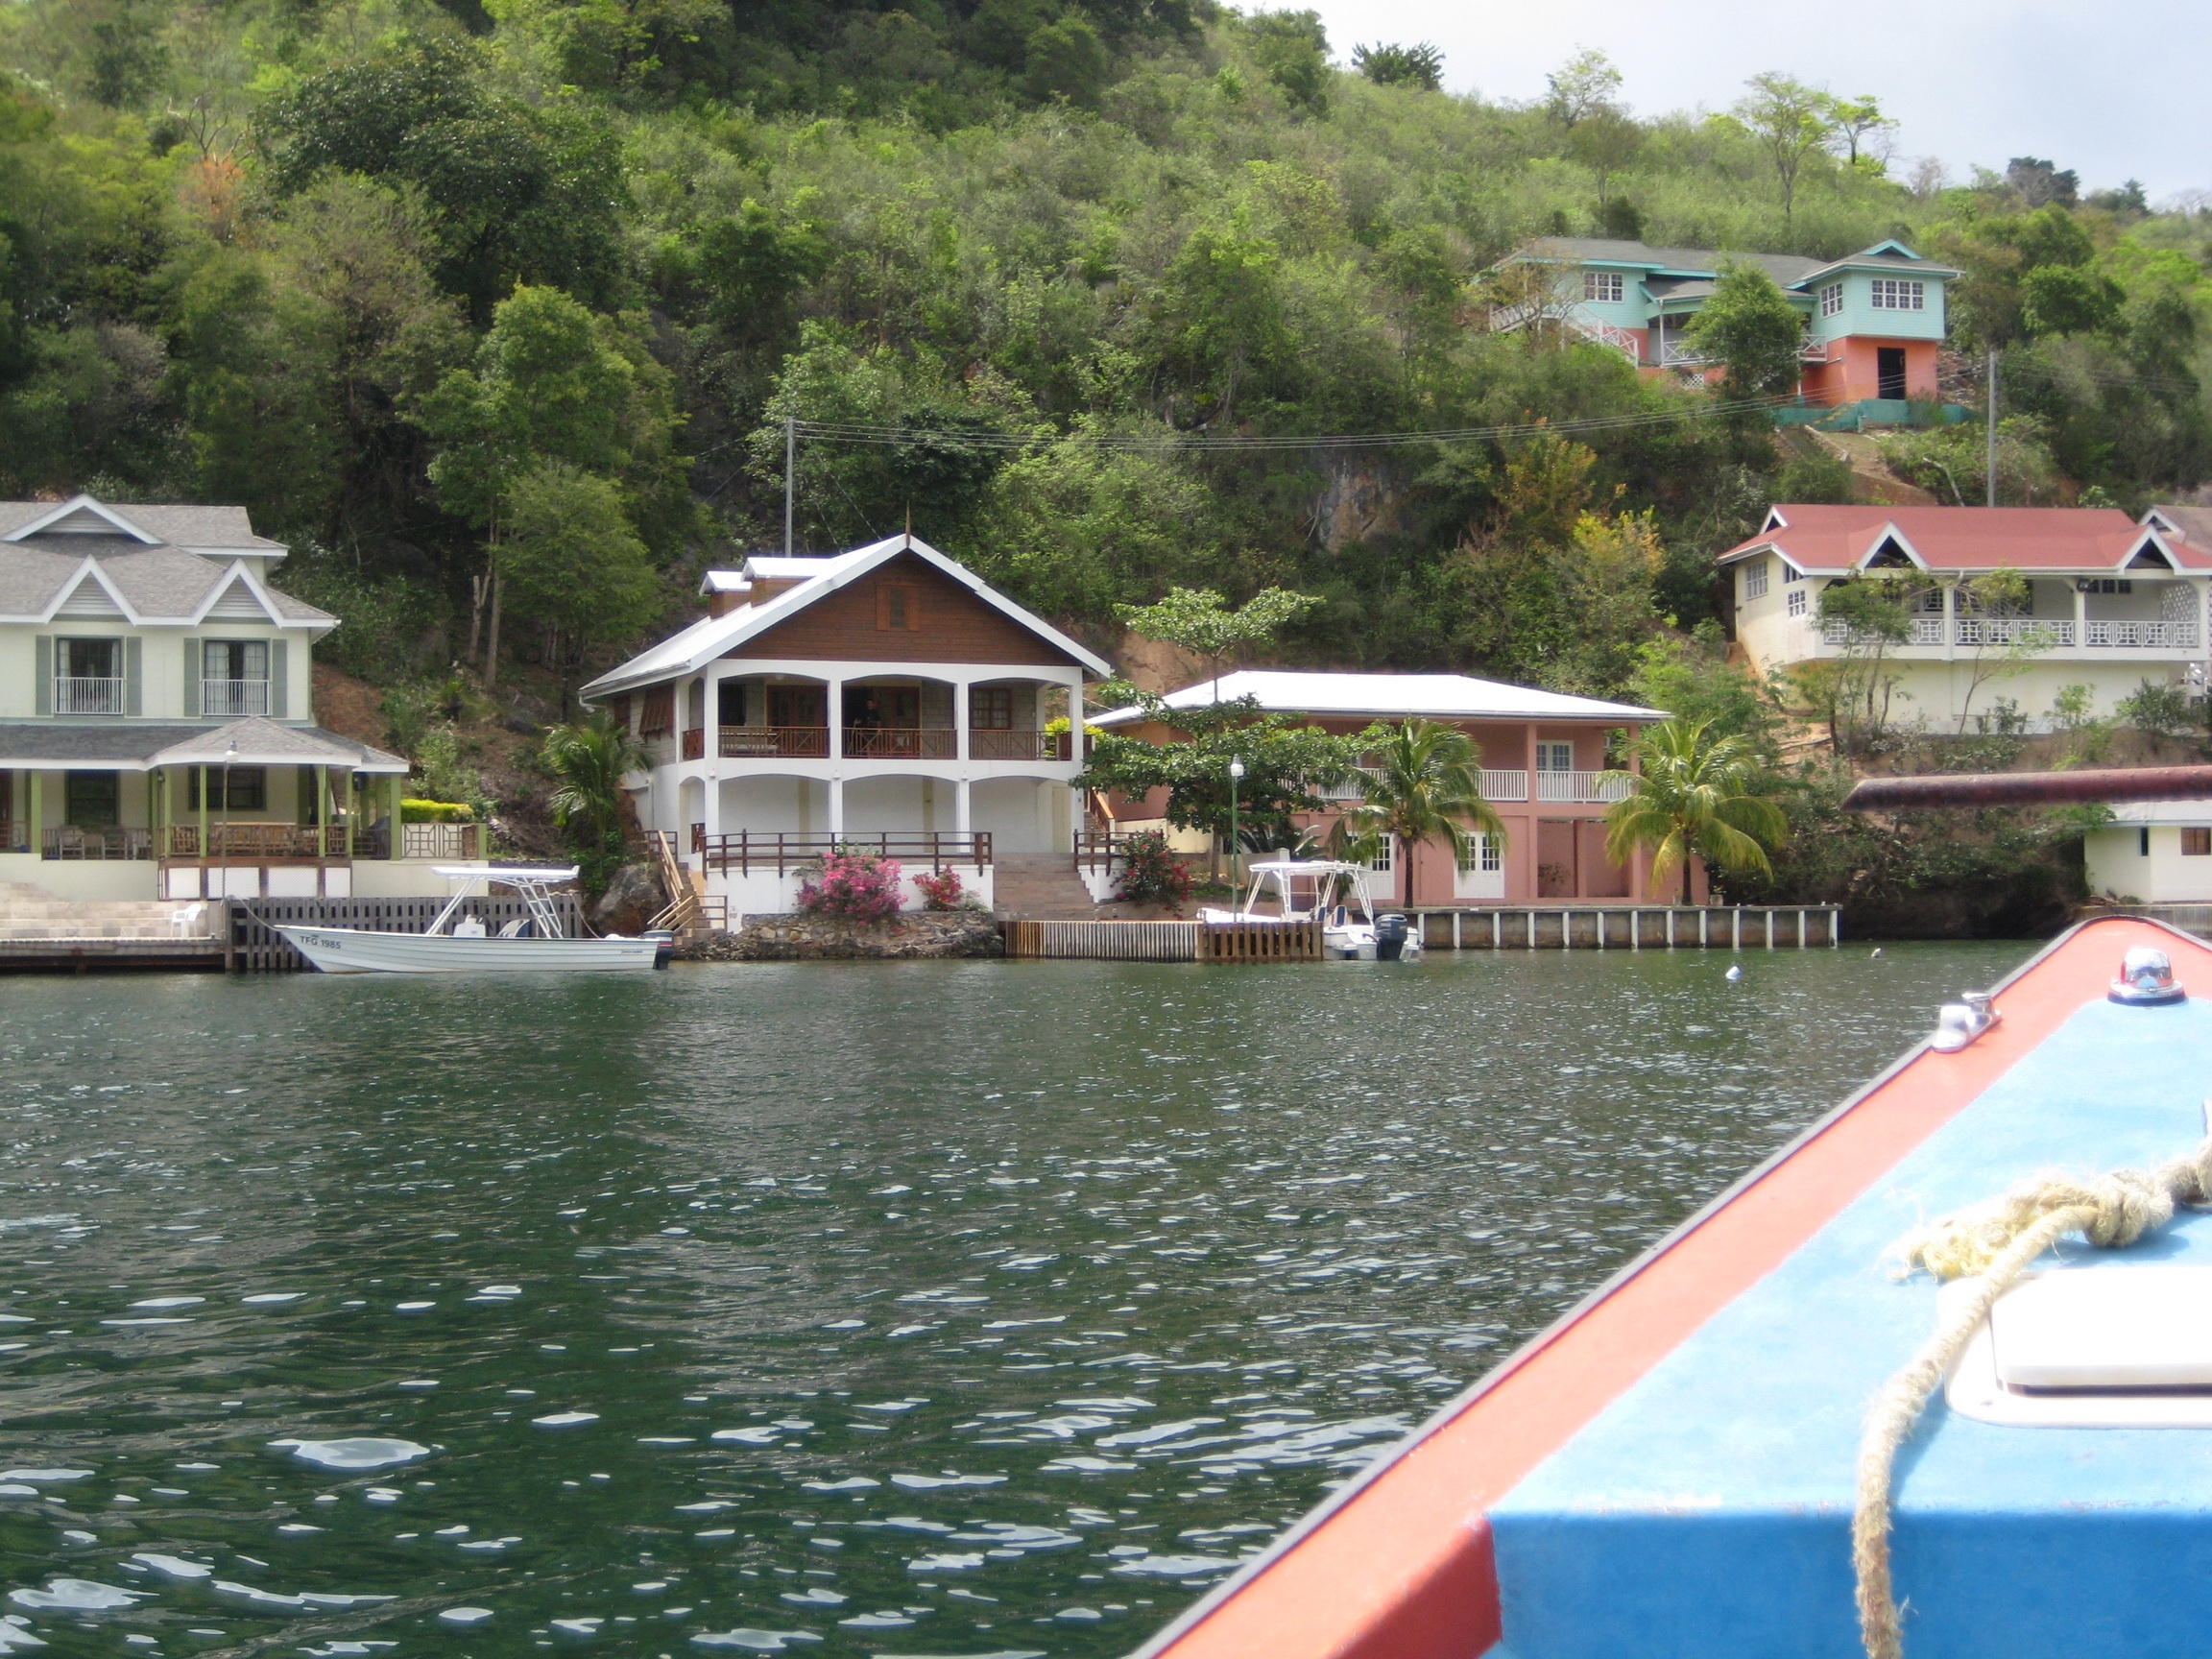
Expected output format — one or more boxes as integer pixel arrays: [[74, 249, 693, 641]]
[[201, 678, 271, 717], [2085, 620, 2200, 649], [1956, 617, 2073, 647], [54, 676, 126, 714], [1815, 617, 2199, 651], [1480, 768, 1529, 802], [1323, 767, 1538, 804], [1537, 769, 1633, 804]]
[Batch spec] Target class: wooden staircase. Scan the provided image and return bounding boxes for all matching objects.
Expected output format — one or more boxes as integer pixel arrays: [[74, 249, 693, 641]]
[[646, 832, 726, 937], [991, 854, 1104, 921]]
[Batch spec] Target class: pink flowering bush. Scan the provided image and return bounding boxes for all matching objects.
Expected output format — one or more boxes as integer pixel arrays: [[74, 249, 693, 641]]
[[797, 849, 904, 924], [912, 867, 968, 910]]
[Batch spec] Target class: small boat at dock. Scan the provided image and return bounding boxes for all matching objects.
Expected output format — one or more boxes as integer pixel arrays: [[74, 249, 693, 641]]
[[1133, 916, 2212, 1659], [1198, 856, 1420, 961], [275, 866, 669, 973]]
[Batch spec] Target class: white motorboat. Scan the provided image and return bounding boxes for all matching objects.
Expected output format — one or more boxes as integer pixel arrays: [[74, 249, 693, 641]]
[[274, 866, 670, 974], [1198, 856, 1421, 961]]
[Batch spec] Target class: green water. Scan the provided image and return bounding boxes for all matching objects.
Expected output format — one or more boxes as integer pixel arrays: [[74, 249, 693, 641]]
[[0, 941, 2029, 1657]]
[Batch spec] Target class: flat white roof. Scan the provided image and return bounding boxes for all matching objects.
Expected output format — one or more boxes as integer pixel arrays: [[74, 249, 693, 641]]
[[2100, 801, 2212, 827], [1091, 670, 1664, 727]]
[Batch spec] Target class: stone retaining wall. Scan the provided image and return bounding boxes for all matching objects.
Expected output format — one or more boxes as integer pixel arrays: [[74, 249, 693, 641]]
[[677, 912, 1003, 961]]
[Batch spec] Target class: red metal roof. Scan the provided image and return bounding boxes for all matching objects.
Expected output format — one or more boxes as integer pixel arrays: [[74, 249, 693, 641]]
[[1717, 505, 2210, 573]]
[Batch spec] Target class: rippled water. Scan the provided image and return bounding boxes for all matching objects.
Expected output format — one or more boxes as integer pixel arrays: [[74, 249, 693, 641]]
[[0, 941, 2029, 1657]]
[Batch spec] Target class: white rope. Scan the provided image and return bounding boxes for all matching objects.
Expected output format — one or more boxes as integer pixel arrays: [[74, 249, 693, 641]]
[[1853, 1134, 2212, 1659]]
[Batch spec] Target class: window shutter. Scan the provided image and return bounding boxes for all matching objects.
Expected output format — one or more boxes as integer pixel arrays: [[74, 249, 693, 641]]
[[33, 637, 50, 716], [270, 638, 290, 720], [182, 639, 200, 717], [125, 637, 142, 716]]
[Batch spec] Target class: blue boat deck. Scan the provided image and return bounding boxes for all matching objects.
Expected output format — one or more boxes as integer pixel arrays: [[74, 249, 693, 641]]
[[1490, 994, 2212, 1658]]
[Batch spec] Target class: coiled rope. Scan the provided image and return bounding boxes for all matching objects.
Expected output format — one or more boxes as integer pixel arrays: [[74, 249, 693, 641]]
[[1853, 1133, 2212, 1659]]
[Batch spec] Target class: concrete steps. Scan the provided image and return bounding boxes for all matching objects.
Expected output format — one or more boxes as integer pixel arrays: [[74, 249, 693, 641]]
[[990, 854, 1104, 921], [0, 880, 216, 940]]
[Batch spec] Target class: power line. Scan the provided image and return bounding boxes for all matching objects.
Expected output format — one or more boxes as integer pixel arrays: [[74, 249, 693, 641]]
[[792, 391, 1815, 455]]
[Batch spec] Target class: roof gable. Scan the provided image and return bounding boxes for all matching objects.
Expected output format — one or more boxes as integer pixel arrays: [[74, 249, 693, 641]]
[[5, 495, 160, 544], [1718, 505, 2212, 573], [581, 534, 1111, 699]]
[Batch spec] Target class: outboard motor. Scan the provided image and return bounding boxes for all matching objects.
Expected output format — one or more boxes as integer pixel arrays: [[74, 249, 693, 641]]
[[645, 928, 676, 970], [1373, 913, 1409, 962]]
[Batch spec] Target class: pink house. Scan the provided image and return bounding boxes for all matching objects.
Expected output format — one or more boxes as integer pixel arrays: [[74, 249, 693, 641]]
[[1090, 671, 1682, 906]]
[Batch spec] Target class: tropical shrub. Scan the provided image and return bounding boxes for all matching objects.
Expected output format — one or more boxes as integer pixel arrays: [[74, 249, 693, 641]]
[[912, 867, 970, 910], [400, 798, 475, 823], [799, 850, 904, 923], [1113, 830, 1192, 911]]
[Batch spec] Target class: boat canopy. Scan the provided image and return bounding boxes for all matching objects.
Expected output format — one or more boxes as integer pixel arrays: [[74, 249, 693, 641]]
[[431, 865, 580, 885]]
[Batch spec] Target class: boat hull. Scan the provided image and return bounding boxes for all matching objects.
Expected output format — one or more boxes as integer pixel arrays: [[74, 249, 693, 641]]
[[274, 925, 661, 974]]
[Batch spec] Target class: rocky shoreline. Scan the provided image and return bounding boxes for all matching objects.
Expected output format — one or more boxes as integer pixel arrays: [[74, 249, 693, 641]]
[[675, 911, 1004, 961]]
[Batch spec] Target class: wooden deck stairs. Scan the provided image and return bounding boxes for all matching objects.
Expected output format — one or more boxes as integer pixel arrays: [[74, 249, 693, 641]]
[[646, 831, 726, 938], [991, 854, 1104, 921]]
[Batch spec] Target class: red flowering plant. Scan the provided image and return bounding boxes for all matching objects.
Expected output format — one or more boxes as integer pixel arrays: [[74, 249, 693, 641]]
[[1112, 830, 1192, 912], [797, 848, 905, 924], [912, 867, 968, 910]]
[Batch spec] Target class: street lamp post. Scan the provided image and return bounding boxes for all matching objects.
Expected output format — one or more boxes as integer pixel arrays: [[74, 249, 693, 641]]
[[1227, 757, 1245, 896]]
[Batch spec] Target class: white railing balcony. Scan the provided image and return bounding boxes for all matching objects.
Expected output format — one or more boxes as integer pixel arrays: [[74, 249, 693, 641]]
[[1318, 768, 1379, 803], [1537, 770, 1633, 804], [201, 679, 271, 717], [1480, 768, 1529, 802], [54, 677, 126, 714], [2085, 620, 2200, 649], [1911, 617, 1944, 645], [1956, 617, 2072, 647]]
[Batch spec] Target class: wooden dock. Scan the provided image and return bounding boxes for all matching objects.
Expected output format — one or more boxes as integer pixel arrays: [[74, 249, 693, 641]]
[[1004, 905, 1839, 960]]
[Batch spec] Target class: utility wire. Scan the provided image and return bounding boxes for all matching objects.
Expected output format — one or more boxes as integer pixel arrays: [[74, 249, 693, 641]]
[[791, 391, 1816, 454]]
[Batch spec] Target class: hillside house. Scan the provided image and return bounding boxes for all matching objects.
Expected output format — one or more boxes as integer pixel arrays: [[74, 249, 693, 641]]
[[1494, 238, 1958, 414], [581, 534, 1111, 915], [1721, 505, 2212, 731], [1089, 671, 1674, 904], [0, 494, 452, 902]]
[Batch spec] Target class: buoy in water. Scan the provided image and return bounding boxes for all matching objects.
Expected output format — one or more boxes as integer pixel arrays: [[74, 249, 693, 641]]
[[1724, 964, 1743, 982], [1870, 947, 1885, 959]]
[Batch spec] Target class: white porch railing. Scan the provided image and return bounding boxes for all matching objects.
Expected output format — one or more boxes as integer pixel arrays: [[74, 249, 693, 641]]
[[2085, 620, 2200, 649], [1480, 768, 1529, 802], [1537, 770, 1633, 804], [1956, 617, 2073, 647], [54, 676, 126, 714], [202, 678, 271, 716]]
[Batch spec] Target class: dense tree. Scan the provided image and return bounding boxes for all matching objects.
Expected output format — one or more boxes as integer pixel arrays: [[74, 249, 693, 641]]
[[1685, 261, 1809, 418], [1353, 42, 1442, 92], [1732, 73, 1833, 230]]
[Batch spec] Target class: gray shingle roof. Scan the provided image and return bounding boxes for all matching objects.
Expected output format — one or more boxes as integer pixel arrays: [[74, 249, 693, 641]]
[[1523, 237, 1956, 291], [0, 720, 403, 770], [0, 502, 331, 625]]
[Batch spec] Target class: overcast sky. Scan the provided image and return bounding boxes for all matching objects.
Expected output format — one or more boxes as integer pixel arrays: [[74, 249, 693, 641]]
[[1291, 0, 2210, 204]]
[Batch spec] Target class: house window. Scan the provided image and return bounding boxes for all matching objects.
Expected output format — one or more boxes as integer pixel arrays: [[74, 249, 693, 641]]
[[1743, 561, 1769, 600], [1788, 587, 1808, 617], [639, 688, 675, 737], [56, 637, 124, 714], [1869, 278, 1925, 311], [1535, 742, 1575, 773], [2141, 828, 2152, 857], [1819, 283, 1844, 318], [1474, 832, 1503, 873], [65, 771, 120, 828], [202, 639, 271, 717], [1365, 837, 1393, 873], [1912, 587, 1946, 613], [1583, 271, 1624, 303], [877, 585, 922, 631], [2080, 578, 2133, 594], [1784, 565, 1803, 582], [185, 767, 268, 811], [2184, 829, 2212, 857], [971, 687, 1016, 729]]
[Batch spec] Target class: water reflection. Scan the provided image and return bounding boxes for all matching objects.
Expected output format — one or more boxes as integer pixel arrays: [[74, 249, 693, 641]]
[[0, 943, 2026, 1655]]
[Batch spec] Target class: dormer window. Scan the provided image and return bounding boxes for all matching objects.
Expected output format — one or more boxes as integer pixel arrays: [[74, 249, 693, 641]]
[[1584, 271, 1624, 303], [203, 639, 271, 717], [55, 637, 125, 715]]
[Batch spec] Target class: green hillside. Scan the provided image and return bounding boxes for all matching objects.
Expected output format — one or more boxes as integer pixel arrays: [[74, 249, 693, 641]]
[[4, 0, 2209, 702]]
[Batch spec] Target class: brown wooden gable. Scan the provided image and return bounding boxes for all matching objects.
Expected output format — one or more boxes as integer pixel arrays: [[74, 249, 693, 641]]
[[724, 551, 1083, 667]]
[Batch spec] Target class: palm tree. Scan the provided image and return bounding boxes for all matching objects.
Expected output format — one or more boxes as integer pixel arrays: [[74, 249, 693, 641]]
[[1332, 719, 1508, 909], [541, 711, 646, 854], [1599, 718, 1787, 904]]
